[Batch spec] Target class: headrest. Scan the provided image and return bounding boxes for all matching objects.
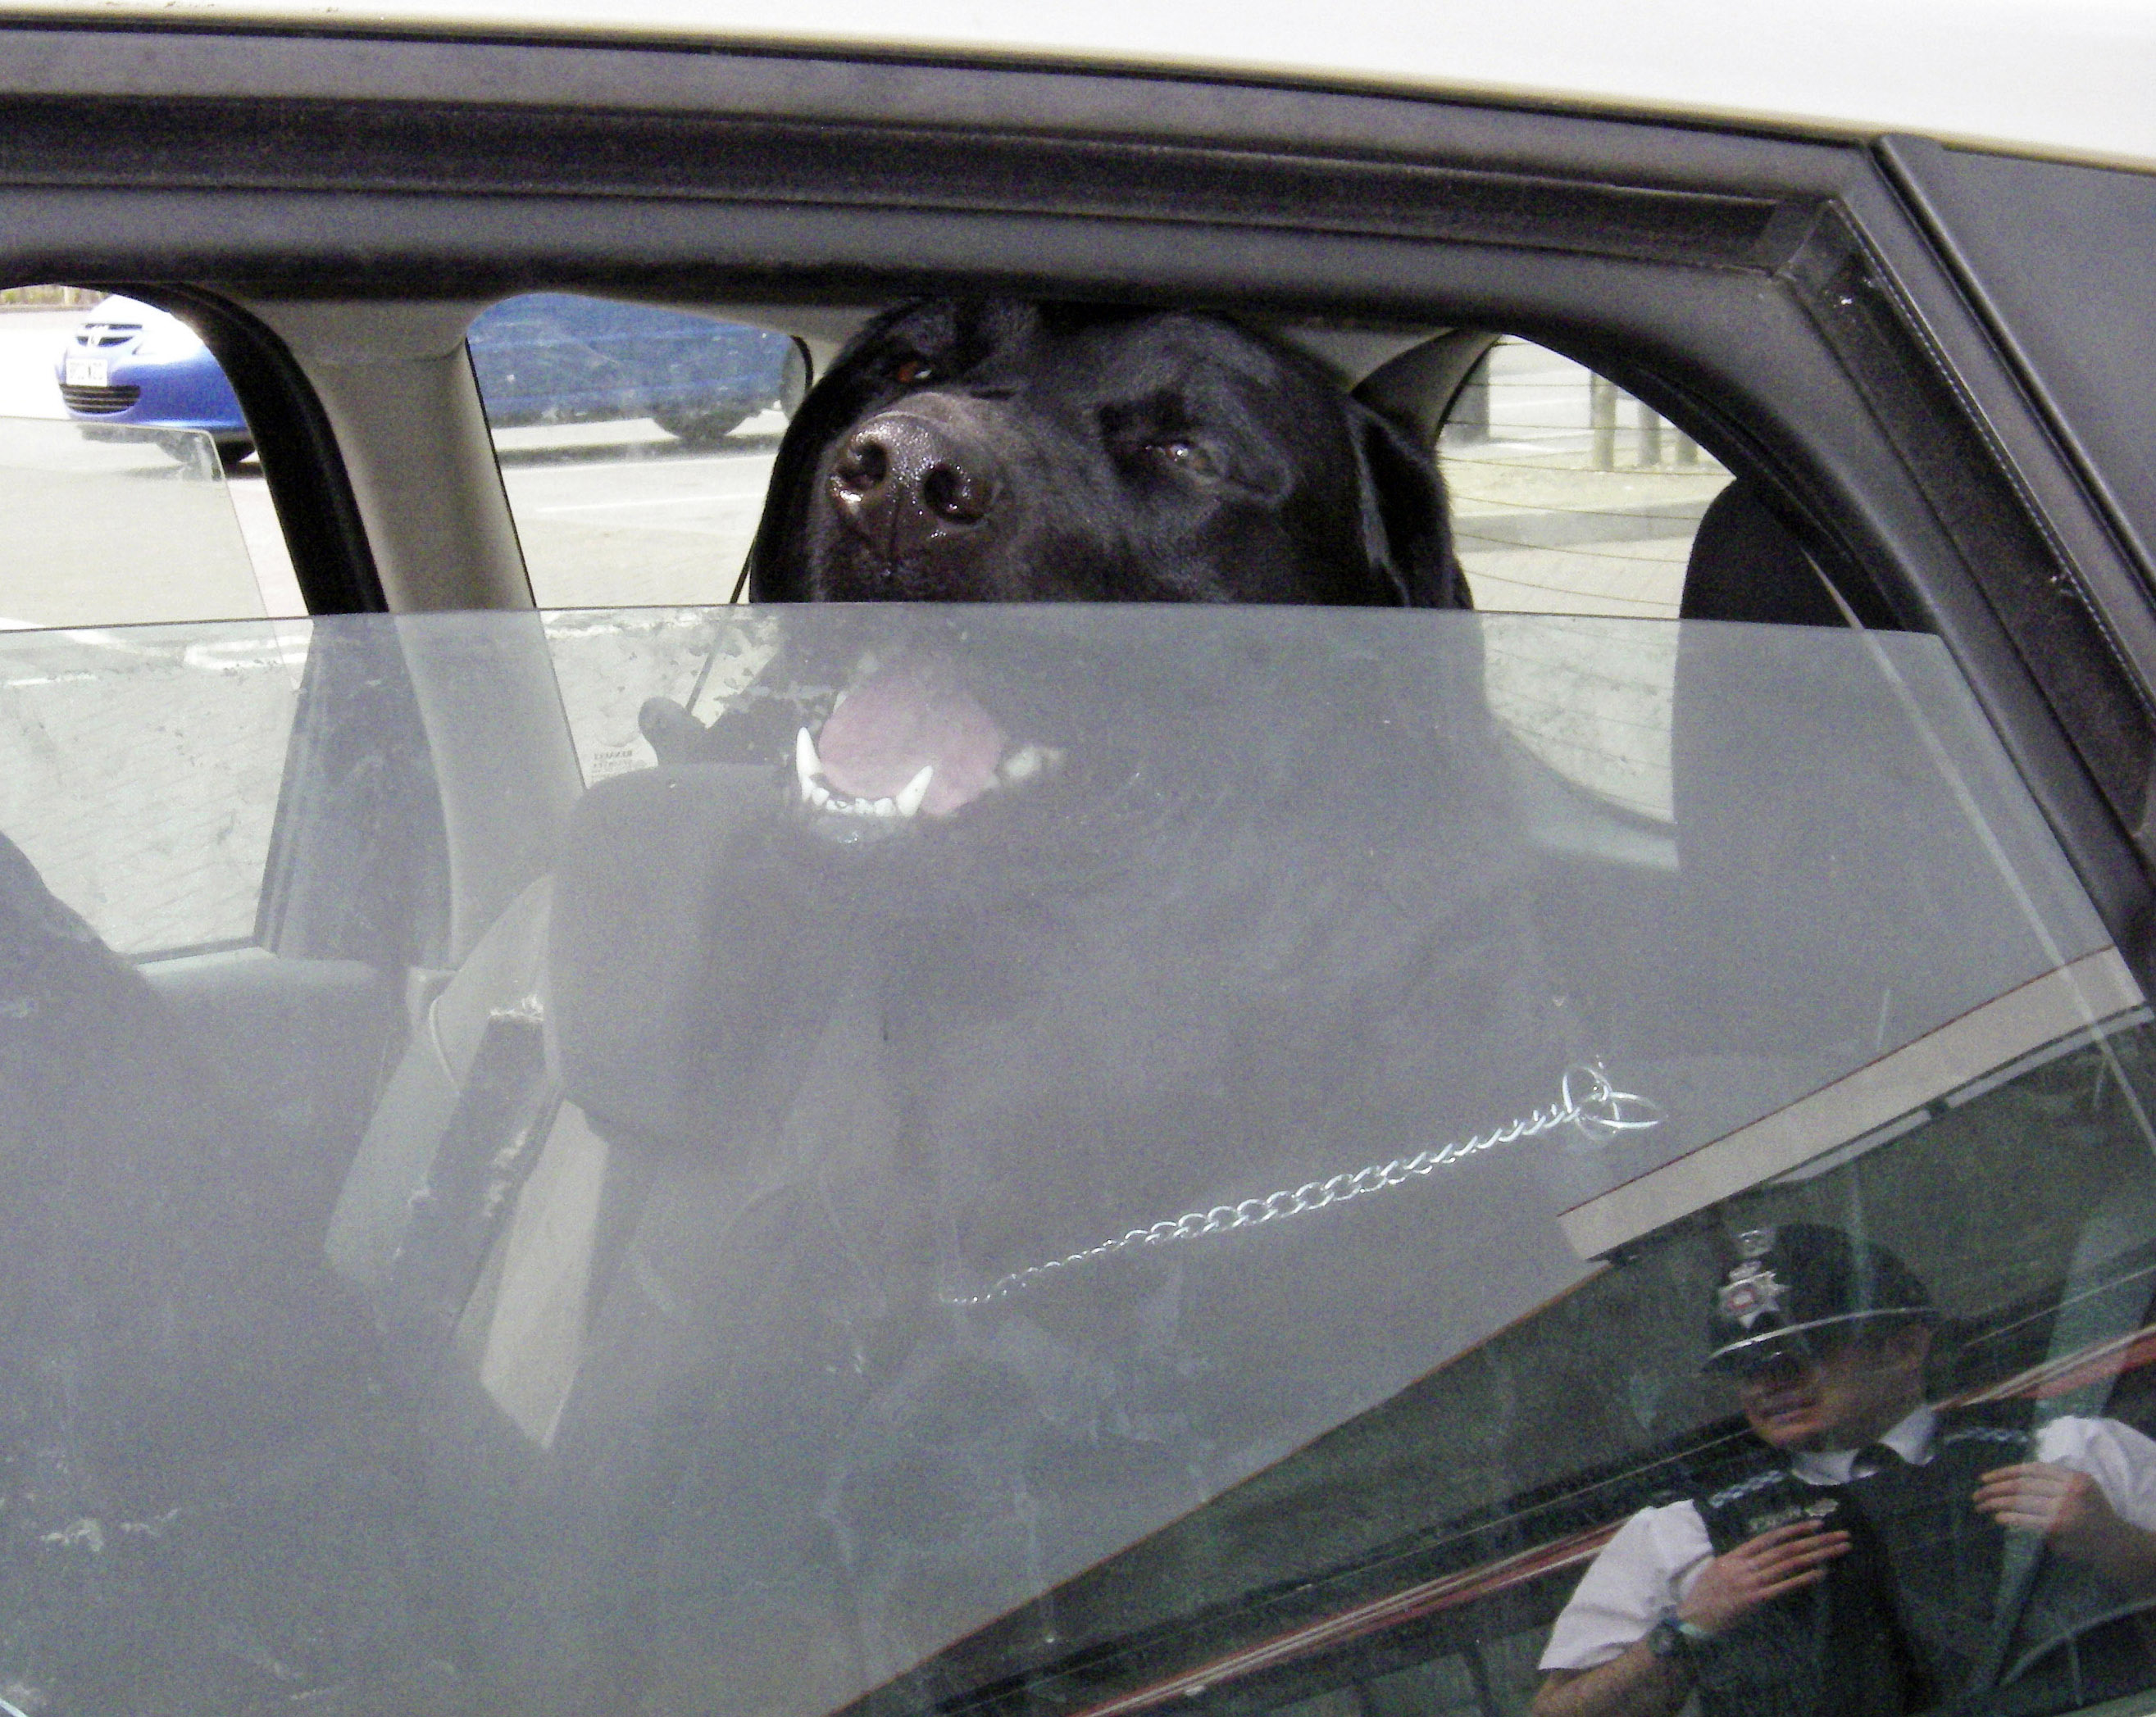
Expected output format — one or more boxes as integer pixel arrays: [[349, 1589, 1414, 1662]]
[[545, 764, 782, 1146], [1679, 481, 1843, 628]]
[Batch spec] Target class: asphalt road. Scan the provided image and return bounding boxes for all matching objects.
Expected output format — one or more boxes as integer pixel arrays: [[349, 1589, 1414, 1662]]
[[494, 417, 782, 609]]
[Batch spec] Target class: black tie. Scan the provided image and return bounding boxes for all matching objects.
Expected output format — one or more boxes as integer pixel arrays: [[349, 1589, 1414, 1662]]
[[1836, 1442, 1933, 1713], [1851, 1442, 1906, 1479]]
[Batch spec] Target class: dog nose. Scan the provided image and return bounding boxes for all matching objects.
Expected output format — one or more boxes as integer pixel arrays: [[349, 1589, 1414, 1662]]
[[829, 411, 999, 554]]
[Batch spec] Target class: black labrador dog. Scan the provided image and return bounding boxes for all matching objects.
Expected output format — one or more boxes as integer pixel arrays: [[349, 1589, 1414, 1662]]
[[512, 308, 1562, 1715], [742, 298, 1468, 609], [645, 298, 1472, 826]]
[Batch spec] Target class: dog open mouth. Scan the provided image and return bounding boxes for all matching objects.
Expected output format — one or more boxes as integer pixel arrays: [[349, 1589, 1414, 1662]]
[[792, 652, 1063, 834]]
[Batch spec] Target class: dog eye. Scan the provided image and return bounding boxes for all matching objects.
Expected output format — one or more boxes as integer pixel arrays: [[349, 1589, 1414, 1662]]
[[1152, 439, 1221, 479], [894, 357, 936, 384]]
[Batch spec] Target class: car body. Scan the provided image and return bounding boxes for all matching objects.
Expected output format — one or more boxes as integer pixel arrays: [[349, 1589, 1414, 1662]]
[[56, 294, 248, 454], [55, 289, 805, 457], [1, 7, 2155, 1717]]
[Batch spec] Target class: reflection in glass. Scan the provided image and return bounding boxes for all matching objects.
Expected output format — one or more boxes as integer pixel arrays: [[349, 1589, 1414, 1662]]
[[0, 606, 2148, 1717]]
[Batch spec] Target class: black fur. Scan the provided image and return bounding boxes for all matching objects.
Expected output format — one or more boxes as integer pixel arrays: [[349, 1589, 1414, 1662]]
[[745, 298, 1468, 608]]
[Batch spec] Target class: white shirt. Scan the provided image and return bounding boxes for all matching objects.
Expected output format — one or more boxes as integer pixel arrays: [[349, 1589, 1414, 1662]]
[[1539, 1409, 2156, 1673]]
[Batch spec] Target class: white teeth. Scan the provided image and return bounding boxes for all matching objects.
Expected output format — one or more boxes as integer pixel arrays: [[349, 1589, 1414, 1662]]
[[894, 765, 935, 818], [999, 744, 1062, 784], [796, 732, 934, 825]]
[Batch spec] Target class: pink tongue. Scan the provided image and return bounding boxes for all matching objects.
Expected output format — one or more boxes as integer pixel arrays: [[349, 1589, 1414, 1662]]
[[816, 655, 1006, 818]]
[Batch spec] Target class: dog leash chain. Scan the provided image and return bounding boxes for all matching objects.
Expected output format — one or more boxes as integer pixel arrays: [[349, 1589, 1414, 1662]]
[[942, 1063, 1662, 1307]]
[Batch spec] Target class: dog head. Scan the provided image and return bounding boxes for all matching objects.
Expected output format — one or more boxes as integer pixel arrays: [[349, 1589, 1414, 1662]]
[[744, 299, 1467, 609]]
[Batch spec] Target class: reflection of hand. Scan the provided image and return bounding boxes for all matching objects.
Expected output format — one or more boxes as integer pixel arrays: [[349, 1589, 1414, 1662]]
[[1677, 1519, 1851, 1636], [1976, 1463, 2128, 1562]]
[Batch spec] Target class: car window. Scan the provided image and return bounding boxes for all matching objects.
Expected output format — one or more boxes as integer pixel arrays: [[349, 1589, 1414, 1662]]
[[1439, 335, 1733, 618], [471, 292, 806, 606], [0, 288, 316, 952], [1, 284, 302, 624], [1440, 338, 1739, 854], [5, 599, 2149, 1717], [0, 618, 309, 954]]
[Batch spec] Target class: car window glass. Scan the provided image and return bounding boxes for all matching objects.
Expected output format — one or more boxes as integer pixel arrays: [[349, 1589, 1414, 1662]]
[[0, 284, 302, 622], [0, 617, 308, 953], [544, 605, 776, 784], [1439, 335, 1732, 618], [1443, 338, 1738, 855], [6, 602, 2149, 1717], [0, 286, 312, 952], [471, 292, 805, 607]]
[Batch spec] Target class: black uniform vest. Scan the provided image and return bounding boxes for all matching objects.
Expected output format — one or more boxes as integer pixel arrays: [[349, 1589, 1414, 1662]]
[[1684, 1403, 2153, 1717]]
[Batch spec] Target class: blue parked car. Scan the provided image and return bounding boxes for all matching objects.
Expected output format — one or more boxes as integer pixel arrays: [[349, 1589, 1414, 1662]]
[[57, 291, 807, 463], [58, 295, 248, 461], [466, 293, 807, 444]]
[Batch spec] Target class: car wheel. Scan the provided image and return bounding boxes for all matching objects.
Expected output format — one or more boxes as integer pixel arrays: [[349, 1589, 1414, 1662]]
[[653, 407, 748, 447]]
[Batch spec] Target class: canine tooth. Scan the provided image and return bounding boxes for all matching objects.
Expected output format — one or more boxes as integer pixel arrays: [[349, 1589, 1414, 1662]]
[[795, 727, 825, 797], [894, 765, 934, 817]]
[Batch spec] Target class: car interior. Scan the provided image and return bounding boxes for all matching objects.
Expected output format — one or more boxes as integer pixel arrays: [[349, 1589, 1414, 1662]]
[[4, 23, 2156, 1717]]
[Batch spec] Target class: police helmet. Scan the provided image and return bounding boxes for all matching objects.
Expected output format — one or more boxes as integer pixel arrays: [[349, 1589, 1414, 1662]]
[[1704, 1223, 1934, 1376]]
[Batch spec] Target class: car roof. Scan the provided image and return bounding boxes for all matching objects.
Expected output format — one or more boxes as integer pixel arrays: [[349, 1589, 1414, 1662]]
[[6, 0, 2154, 171]]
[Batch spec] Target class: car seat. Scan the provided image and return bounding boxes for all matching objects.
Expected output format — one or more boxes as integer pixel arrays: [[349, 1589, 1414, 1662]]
[[0, 829, 448, 1716]]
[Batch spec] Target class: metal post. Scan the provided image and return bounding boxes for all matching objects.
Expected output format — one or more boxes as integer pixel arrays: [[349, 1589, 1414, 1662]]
[[1449, 351, 1493, 443], [1463, 1642, 1503, 1717], [1635, 400, 1662, 466], [1590, 373, 1616, 470], [1674, 431, 1699, 466]]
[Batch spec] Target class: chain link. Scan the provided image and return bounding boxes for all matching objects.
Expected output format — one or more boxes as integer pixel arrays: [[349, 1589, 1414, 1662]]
[[943, 1065, 1662, 1307]]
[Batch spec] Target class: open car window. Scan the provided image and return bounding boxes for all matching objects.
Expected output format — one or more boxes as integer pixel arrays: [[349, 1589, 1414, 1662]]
[[0, 284, 302, 626], [471, 292, 806, 607], [1439, 337, 1731, 620], [3, 599, 2149, 1717]]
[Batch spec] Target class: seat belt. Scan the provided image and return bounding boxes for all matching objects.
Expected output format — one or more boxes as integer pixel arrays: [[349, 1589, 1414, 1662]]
[[380, 997, 560, 1379]]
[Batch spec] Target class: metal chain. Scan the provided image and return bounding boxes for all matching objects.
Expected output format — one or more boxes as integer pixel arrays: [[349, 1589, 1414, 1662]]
[[943, 1065, 1662, 1307]]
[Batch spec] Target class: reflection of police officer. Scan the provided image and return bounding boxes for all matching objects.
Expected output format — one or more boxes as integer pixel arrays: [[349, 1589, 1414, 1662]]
[[1533, 1224, 2156, 1717]]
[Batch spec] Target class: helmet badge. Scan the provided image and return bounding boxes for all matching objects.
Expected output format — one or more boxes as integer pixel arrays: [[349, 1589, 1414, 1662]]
[[1718, 1263, 1786, 1329], [1719, 1232, 1786, 1329]]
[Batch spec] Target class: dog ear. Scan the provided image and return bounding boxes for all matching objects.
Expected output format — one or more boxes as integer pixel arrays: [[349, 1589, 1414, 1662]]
[[1344, 397, 1472, 609]]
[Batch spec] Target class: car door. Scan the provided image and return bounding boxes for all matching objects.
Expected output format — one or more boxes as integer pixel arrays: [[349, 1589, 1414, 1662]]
[[2, 23, 2156, 1717]]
